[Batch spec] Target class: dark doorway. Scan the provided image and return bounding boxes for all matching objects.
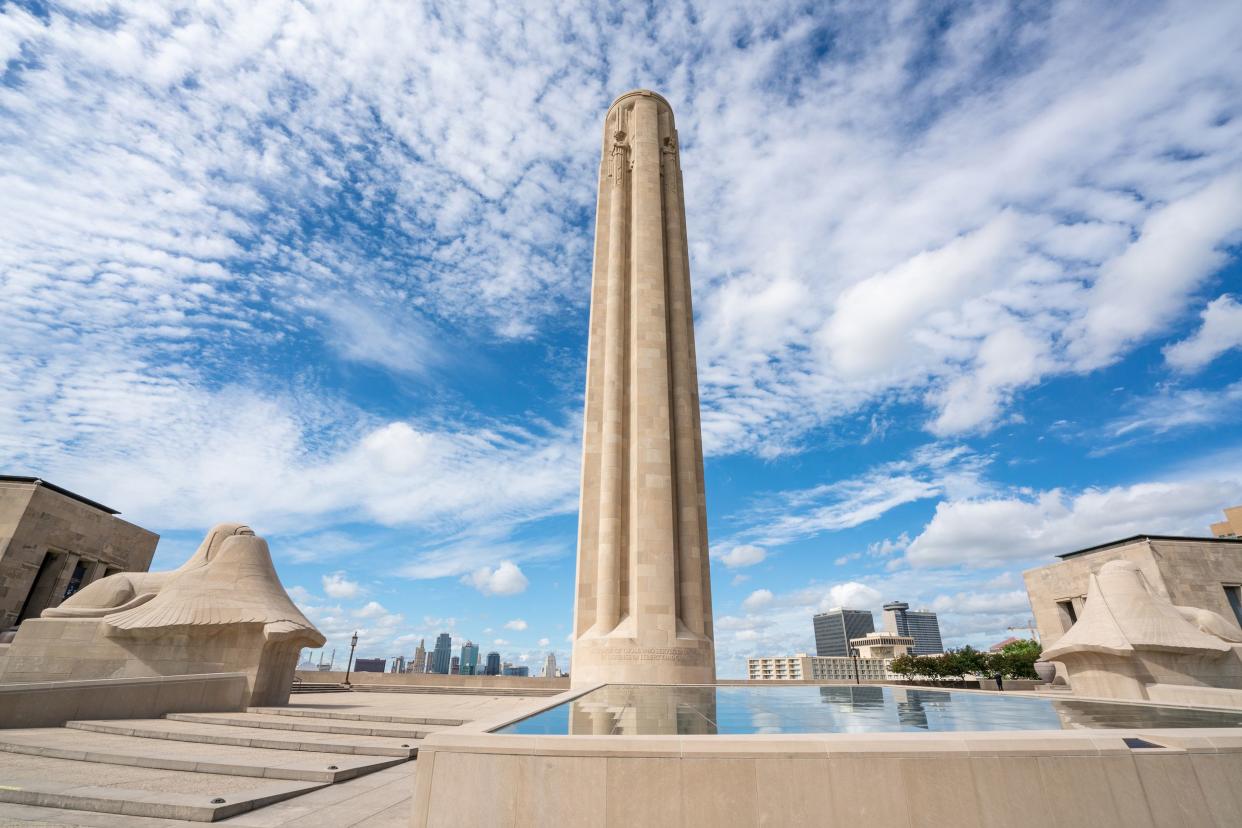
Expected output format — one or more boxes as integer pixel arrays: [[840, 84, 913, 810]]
[[17, 550, 63, 622]]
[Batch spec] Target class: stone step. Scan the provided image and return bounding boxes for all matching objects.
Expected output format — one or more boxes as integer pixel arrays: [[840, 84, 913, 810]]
[[0, 751, 325, 822], [291, 688, 351, 693], [248, 706, 466, 727], [291, 683, 350, 693], [65, 718, 418, 758], [168, 710, 435, 738], [0, 727, 405, 783]]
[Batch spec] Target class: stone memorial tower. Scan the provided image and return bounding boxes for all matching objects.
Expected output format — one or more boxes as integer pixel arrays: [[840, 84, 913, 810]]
[[571, 90, 715, 685]]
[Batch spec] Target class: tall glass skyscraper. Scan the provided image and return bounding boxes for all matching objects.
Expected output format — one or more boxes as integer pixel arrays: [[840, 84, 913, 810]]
[[431, 632, 452, 674], [882, 601, 944, 655], [812, 608, 875, 657], [484, 651, 501, 676], [460, 640, 479, 675]]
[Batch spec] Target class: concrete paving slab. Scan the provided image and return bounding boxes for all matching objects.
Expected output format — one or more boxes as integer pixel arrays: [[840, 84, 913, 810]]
[[0, 689, 542, 826], [65, 719, 417, 758]]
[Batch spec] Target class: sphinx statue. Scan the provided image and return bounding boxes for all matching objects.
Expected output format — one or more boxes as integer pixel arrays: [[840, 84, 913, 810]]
[[1042, 560, 1242, 706], [0, 523, 324, 706]]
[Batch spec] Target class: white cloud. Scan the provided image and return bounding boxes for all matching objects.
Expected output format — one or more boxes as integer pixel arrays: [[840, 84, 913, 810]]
[[930, 590, 1031, 615], [322, 571, 361, 599], [461, 561, 529, 596], [905, 479, 1237, 569], [725, 444, 989, 550], [713, 544, 767, 569], [538, 637, 550, 647], [1103, 381, 1242, 444], [824, 582, 883, 611], [1164, 295, 1242, 373], [315, 298, 441, 376], [1067, 176, 1242, 371], [730, 573, 750, 586], [286, 585, 313, 605], [503, 619, 527, 631], [354, 601, 388, 619], [822, 212, 1029, 380], [741, 589, 774, 611], [493, 638, 509, 646], [689, 3, 1242, 447], [276, 531, 369, 565], [1, 2, 1236, 514], [928, 325, 1050, 436]]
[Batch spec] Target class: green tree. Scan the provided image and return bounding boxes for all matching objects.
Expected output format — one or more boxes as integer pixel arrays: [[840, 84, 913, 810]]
[[889, 654, 916, 678], [986, 639, 1041, 680], [954, 646, 989, 678]]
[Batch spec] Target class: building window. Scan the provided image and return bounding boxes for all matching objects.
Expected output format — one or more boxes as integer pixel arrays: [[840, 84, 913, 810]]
[[63, 560, 89, 599], [1224, 585, 1242, 628], [1056, 599, 1077, 630]]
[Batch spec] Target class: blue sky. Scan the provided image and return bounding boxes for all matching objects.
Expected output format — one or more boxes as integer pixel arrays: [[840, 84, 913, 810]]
[[2, 1, 1241, 676]]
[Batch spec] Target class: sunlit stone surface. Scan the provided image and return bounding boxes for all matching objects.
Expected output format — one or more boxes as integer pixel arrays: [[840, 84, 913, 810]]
[[0, 523, 324, 706], [571, 90, 715, 686], [1041, 559, 1242, 707]]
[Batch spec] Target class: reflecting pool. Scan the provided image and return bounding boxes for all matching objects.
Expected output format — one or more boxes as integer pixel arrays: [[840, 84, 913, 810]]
[[496, 684, 1242, 735]]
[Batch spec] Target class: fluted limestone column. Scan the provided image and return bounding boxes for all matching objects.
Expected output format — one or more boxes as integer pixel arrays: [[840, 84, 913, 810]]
[[571, 90, 715, 686]]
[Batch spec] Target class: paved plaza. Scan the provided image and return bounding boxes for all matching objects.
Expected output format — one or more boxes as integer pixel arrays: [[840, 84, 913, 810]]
[[0, 690, 547, 827]]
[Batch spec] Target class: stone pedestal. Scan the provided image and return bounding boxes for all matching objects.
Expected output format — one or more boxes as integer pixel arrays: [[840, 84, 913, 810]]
[[0, 616, 302, 706]]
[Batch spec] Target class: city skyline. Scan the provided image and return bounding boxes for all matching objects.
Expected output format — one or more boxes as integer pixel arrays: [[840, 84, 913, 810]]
[[2, 2, 1241, 677]]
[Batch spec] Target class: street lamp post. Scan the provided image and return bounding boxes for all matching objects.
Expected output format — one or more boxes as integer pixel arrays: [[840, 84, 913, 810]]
[[343, 631, 359, 687], [850, 647, 860, 685]]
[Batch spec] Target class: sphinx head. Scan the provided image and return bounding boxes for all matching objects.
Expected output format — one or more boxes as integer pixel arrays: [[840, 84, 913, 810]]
[[183, 523, 255, 569]]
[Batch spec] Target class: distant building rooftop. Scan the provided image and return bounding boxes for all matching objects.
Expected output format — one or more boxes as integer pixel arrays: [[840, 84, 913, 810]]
[[1055, 534, 1242, 560], [0, 475, 119, 515]]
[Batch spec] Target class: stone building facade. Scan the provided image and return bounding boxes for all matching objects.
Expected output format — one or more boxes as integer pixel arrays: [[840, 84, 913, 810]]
[[1023, 534, 1242, 648], [0, 476, 158, 628]]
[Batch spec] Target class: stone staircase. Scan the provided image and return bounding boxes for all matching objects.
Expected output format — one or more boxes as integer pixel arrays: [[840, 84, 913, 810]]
[[290, 679, 351, 693], [0, 705, 441, 822]]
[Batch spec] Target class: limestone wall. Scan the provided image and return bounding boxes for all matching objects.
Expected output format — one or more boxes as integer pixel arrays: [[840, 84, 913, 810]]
[[410, 728, 1242, 827], [298, 670, 569, 690], [0, 671, 246, 728]]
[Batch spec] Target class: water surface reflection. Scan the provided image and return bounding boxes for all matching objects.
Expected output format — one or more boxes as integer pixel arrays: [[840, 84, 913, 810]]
[[497, 684, 1242, 735]]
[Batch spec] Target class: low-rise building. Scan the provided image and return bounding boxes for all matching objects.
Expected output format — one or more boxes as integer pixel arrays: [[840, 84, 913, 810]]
[[748, 655, 805, 680], [0, 476, 159, 629], [747, 653, 906, 682], [1212, 506, 1242, 539], [850, 632, 914, 659]]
